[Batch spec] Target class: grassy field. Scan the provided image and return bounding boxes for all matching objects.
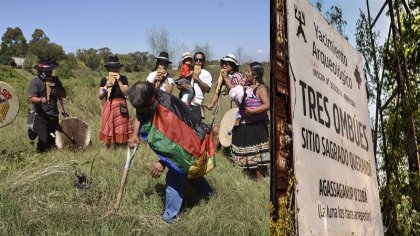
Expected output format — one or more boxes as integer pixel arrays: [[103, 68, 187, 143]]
[[0, 65, 270, 235]]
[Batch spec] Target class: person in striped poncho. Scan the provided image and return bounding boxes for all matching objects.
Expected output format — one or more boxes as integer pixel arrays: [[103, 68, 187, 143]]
[[127, 81, 215, 224]]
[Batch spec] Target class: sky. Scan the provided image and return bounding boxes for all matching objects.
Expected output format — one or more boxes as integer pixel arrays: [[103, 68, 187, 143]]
[[1, 0, 389, 63], [310, 0, 390, 47]]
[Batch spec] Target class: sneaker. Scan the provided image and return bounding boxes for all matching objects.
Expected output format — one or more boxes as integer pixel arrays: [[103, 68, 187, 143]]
[[163, 217, 178, 225]]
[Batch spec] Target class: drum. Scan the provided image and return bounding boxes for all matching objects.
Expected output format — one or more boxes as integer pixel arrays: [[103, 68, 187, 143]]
[[55, 117, 91, 149], [0, 82, 20, 128], [219, 108, 239, 147]]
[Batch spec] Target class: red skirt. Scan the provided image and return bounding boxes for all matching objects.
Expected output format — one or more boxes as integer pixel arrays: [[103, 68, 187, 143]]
[[99, 98, 132, 144]]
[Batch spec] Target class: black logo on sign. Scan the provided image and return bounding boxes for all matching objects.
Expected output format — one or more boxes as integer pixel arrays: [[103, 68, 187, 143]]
[[295, 4, 307, 43], [354, 66, 362, 89]]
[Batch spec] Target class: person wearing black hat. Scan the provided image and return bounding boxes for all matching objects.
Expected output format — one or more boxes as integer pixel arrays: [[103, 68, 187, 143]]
[[98, 56, 132, 147], [29, 59, 66, 152], [146, 52, 174, 93]]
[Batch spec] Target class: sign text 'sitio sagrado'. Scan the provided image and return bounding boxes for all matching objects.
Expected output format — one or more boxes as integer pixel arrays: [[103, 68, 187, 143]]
[[286, 0, 384, 235]]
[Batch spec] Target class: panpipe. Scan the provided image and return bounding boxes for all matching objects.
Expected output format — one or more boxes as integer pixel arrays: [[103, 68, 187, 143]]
[[107, 72, 119, 98], [45, 77, 55, 103], [155, 67, 167, 89], [214, 69, 224, 96], [193, 64, 201, 75]]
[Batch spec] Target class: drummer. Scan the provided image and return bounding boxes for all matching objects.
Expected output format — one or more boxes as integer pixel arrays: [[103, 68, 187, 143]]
[[29, 59, 66, 152]]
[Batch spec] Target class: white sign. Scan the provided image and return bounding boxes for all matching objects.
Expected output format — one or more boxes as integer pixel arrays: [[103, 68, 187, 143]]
[[286, 0, 384, 235]]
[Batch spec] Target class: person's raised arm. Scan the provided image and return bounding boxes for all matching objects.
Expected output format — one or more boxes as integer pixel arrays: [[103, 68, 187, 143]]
[[192, 71, 210, 93], [116, 75, 128, 95]]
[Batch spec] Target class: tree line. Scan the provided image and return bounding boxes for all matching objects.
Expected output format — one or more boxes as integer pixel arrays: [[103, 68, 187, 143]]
[[0, 25, 254, 80], [0, 27, 157, 75]]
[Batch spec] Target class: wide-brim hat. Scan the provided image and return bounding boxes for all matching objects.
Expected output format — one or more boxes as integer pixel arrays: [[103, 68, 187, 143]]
[[34, 60, 58, 71], [154, 52, 172, 64], [220, 53, 239, 66], [181, 52, 193, 62], [104, 56, 123, 68]]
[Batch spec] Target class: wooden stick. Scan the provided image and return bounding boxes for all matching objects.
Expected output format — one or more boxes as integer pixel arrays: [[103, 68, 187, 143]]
[[114, 146, 138, 212]]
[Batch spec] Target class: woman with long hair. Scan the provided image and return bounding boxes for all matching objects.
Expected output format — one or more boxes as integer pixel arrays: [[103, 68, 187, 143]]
[[231, 62, 270, 178]]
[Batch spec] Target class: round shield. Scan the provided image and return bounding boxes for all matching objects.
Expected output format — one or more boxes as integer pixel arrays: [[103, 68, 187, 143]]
[[0, 82, 20, 128], [55, 117, 91, 149], [219, 108, 239, 147]]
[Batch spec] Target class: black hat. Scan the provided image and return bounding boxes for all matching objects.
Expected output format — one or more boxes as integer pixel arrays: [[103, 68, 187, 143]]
[[154, 52, 172, 64], [34, 60, 58, 71], [104, 56, 123, 68]]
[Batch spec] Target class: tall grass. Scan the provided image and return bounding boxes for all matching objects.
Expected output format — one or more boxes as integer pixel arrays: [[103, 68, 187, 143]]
[[0, 66, 270, 235]]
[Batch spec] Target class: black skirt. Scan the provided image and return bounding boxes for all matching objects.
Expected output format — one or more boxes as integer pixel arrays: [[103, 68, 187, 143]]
[[231, 120, 270, 168]]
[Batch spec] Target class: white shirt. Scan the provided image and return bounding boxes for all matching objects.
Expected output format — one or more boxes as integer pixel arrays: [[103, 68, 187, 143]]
[[146, 71, 174, 92], [191, 68, 212, 105]]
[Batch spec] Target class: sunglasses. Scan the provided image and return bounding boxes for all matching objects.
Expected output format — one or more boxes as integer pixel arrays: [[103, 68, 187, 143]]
[[194, 58, 204, 62]]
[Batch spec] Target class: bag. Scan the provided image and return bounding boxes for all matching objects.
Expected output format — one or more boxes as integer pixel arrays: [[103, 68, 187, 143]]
[[119, 103, 128, 116], [27, 109, 37, 140]]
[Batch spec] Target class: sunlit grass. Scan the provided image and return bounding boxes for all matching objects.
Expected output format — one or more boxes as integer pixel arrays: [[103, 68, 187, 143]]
[[0, 67, 270, 235]]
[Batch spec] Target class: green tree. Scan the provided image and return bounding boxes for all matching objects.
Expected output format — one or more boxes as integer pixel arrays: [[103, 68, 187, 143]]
[[0, 27, 28, 65], [76, 48, 101, 71], [30, 29, 49, 44], [128, 51, 154, 72], [326, 6, 348, 40], [97, 47, 112, 67], [27, 28, 65, 64], [315, 2, 348, 40], [0, 47, 14, 66], [356, 1, 420, 235], [355, 10, 382, 102], [0, 27, 28, 57], [55, 53, 77, 79]]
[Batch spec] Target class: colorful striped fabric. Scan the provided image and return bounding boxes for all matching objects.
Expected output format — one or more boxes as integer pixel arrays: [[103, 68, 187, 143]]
[[139, 91, 216, 179], [100, 98, 132, 144]]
